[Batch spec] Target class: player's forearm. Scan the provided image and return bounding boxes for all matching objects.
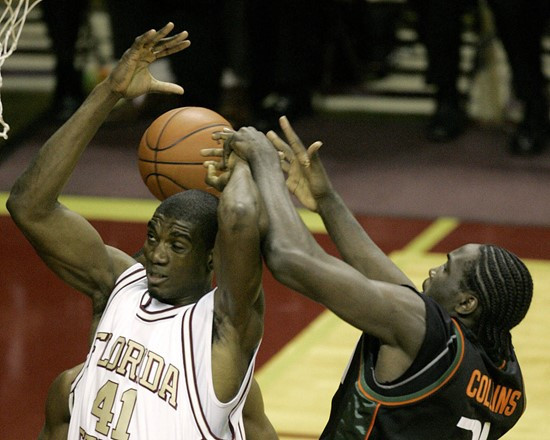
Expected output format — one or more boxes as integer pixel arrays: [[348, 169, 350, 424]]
[[317, 190, 413, 286], [7, 81, 121, 216], [247, 152, 322, 273], [217, 160, 263, 303]]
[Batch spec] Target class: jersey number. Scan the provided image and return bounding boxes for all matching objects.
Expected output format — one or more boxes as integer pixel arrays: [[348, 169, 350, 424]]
[[457, 417, 491, 440], [91, 380, 137, 440]]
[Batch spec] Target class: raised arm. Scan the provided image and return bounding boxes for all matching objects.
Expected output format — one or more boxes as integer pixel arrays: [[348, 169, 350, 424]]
[[267, 116, 413, 287], [223, 127, 426, 379], [6, 23, 190, 300], [211, 157, 266, 401]]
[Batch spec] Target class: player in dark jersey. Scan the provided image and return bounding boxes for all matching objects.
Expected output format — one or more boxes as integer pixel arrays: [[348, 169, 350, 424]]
[[207, 117, 533, 439]]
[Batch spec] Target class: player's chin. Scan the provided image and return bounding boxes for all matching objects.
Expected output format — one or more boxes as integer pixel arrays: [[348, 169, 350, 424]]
[[147, 286, 170, 303], [421, 278, 430, 293]]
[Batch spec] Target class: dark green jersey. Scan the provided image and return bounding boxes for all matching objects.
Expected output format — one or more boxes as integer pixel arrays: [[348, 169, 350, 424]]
[[320, 292, 525, 440]]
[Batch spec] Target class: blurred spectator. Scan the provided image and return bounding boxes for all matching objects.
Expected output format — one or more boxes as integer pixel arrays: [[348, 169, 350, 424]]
[[242, 0, 328, 131], [106, 0, 224, 115], [42, 0, 89, 121], [409, 0, 550, 155]]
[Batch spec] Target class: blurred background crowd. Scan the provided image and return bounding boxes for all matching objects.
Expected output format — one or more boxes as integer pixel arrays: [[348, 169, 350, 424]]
[[2, 0, 550, 155]]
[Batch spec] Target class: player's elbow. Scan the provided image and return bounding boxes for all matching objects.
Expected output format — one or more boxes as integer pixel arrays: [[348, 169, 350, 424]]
[[6, 190, 32, 223], [7, 187, 54, 226], [264, 242, 306, 285], [219, 197, 259, 233]]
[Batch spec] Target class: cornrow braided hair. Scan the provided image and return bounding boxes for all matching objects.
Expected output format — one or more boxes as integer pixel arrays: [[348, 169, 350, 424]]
[[463, 245, 533, 363]]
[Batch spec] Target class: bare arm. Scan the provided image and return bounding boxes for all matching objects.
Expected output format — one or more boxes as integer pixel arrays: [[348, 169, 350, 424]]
[[39, 363, 84, 440], [211, 158, 266, 401], [6, 24, 190, 302], [223, 128, 426, 377], [268, 117, 413, 286], [243, 378, 279, 440]]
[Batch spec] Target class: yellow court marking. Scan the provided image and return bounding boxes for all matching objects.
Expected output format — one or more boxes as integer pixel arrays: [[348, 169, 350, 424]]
[[298, 209, 327, 233], [0, 192, 323, 230], [0, 192, 160, 222], [401, 216, 460, 254]]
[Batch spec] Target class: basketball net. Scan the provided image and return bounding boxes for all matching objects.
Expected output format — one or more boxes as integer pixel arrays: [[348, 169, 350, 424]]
[[0, 0, 42, 139]]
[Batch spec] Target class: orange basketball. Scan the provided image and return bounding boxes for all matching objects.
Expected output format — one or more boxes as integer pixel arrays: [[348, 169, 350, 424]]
[[138, 107, 233, 200]]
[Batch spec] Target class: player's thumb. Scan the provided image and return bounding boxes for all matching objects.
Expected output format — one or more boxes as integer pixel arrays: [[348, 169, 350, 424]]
[[151, 79, 184, 95], [308, 141, 322, 156]]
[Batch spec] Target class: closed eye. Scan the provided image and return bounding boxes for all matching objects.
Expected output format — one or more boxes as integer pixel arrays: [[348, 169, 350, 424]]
[[172, 242, 187, 253]]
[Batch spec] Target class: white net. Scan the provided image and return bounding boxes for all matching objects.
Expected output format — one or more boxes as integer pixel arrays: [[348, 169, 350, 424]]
[[0, 0, 42, 139]]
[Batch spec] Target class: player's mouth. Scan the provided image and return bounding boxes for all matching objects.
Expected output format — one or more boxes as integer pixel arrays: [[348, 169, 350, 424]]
[[147, 270, 168, 285]]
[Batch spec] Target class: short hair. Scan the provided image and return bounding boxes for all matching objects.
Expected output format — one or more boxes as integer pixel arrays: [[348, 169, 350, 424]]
[[462, 245, 533, 362], [153, 190, 219, 250]]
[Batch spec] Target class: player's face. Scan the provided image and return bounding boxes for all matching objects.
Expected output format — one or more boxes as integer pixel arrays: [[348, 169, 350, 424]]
[[422, 244, 481, 313], [143, 214, 212, 305]]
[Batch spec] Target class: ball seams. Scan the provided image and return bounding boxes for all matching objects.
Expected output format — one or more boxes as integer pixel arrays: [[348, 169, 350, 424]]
[[138, 159, 205, 165], [145, 122, 231, 152]]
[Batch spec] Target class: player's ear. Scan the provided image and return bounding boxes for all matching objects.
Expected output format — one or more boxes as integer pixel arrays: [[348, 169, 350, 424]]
[[207, 251, 214, 272], [455, 291, 479, 316]]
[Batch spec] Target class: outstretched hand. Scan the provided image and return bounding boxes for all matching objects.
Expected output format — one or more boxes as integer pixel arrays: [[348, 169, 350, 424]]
[[212, 126, 278, 162], [107, 22, 190, 99], [267, 116, 328, 212], [202, 150, 234, 193], [202, 127, 285, 192]]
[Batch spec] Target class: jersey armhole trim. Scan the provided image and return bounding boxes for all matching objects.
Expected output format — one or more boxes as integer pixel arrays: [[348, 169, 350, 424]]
[[356, 319, 465, 406]]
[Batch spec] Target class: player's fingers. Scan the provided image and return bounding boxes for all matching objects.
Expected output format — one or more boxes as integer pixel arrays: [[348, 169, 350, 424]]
[[307, 141, 323, 156], [279, 115, 313, 167], [201, 148, 224, 157], [279, 116, 306, 152], [216, 173, 230, 188], [205, 171, 229, 192], [203, 160, 225, 171], [155, 30, 189, 50], [151, 22, 175, 45], [267, 130, 294, 159], [149, 78, 184, 95], [280, 159, 290, 173], [212, 130, 234, 141], [205, 163, 220, 184], [154, 39, 191, 59], [140, 22, 174, 50]]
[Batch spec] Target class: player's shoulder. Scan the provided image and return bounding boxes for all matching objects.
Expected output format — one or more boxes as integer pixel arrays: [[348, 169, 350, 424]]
[[107, 246, 138, 278], [57, 363, 84, 394]]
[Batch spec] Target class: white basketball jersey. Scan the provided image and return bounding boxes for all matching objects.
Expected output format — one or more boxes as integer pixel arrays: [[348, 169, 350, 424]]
[[68, 263, 256, 439]]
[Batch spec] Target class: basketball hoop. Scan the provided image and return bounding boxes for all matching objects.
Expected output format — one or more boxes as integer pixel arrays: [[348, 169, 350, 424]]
[[0, 0, 42, 139]]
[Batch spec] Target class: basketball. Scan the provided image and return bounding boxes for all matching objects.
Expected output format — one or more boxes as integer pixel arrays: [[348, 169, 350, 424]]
[[138, 106, 233, 200]]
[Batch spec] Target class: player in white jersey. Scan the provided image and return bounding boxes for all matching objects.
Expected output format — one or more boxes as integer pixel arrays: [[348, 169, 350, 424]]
[[9, 22, 275, 439], [40, 362, 274, 440], [69, 265, 255, 438]]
